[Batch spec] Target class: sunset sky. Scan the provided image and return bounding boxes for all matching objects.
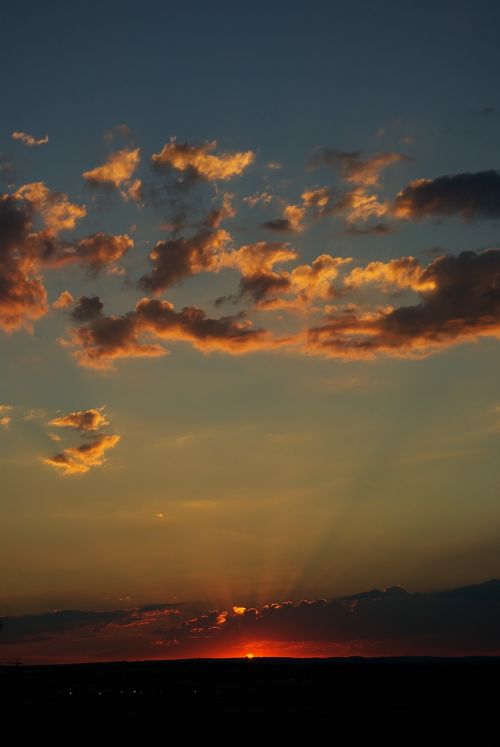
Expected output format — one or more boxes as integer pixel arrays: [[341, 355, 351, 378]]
[[2, 0, 500, 662]]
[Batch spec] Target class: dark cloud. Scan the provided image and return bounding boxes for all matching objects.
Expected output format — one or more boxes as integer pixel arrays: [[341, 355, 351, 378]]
[[342, 222, 394, 236], [0, 603, 183, 646], [236, 273, 292, 304], [48, 232, 134, 275], [139, 228, 229, 293], [0, 194, 48, 330], [0, 185, 130, 332], [262, 204, 305, 234], [263, 218, 294, 232], [139, 199, 234, 293], [70, 296, 104, 322], [158, 580, 500, 657], [3, 580, 500, 660], [306, 249, 500, 358], [393, 170, 500, 221], [64, 297, 274, 369]]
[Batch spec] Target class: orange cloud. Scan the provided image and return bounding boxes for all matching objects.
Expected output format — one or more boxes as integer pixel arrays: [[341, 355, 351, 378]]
[[48, 408, 109, 432], [0, 404, 12, 428], [45, 232, 134, 275], [12, 131, 49, 147], [83, 148, 140, 188], [264, 203, 306, 233], [44, 434, 121, 475], [63, 296, 279, 370], [74, 233, 133, 274], [243, 192, 273, 207], [345, 257, 436, 292], [151, 140, 254, 181], [0, 260, 48, 332], [304, 250, 500, 359], [0, 193, 49, 330], [14, 182, 86, 237], [52, 291, 74, 309], [285, 255, 352, 304], [0, 183, 134, 332], [301, 186, 333, 214], [336, 187, 390, 223], [220, 241, 297, 277], [220, 252, 351, 311]]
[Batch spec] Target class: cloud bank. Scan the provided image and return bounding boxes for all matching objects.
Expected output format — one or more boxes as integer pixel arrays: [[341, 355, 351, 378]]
[[2, 580, 500, 662]]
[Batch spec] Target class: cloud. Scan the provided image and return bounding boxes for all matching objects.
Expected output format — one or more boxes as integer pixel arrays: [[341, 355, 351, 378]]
[[0, 193, 49, 331], [344, 257, 436, 292], [220, 241, 297, 277], [342, 222, 393, 236], [44, 433, 121, 475], [151, 139, 254, 181], [44, 405, 117, 475], [0, 183, 129, 331], [301, 186, 333, 215], [305, 249, 500, 358], [299, 185, 391, 226], [310, 149, 407, 186], [478, 106, 496, 117], [243, 192, 273, 208], [52, 291, 74, 309], [393, 170, 500, 221], [0, 404, 12, 428], [41, 232, 134, 276], [139, 197, 235, 293], [333, 187, 390, 223], [0, 603, 185, 649], [215, 242, 297, 306], [70, 296, 104, 322], [22, 408, 47, 421], [63, 297, 275, 370], [140, 226, 231, 293], [82, 148, 142, 201], [12, 131, 49, 147], [263, 204, 306, 233], [4, 580, 500, 660], [48, 407, 109, 432], [0, 184, 129, 332], [220, 250, 351, 310], [104, 124, 133, 144], [68, 233, 133, 275], [14, 182, 86, 237], [157, 579, 500, 658]]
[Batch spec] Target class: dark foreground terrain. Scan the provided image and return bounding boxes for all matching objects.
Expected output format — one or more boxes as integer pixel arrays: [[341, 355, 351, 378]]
[[1, 657, 499, 737]]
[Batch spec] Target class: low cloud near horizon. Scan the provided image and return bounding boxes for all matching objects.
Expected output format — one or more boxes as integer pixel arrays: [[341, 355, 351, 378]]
[[2, 579, 500, 663]]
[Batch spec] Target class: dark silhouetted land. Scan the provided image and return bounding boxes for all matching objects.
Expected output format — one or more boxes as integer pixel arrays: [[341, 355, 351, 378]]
[[1, 657, 499, 737]]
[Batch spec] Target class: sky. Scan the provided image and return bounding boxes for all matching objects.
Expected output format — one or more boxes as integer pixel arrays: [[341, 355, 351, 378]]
[[1, 0, 500, 662]]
